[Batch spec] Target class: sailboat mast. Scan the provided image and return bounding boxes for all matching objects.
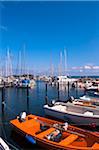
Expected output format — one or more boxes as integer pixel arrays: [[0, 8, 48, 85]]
[[6, 48, 13, 77], [19, 50, 22, 75], [5, 58, 7, 77], [50, 52, 54, 77], [23, 44, 26, 75], [59, 51, 62, 76], [64, 48, 67, 76]]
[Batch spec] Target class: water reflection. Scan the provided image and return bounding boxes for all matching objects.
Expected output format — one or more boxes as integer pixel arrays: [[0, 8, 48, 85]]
[[0, 81, 85, 149]]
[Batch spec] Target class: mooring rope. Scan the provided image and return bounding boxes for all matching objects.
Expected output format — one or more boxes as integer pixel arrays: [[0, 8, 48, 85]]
[[4, 102, 16, 114], [4, 138, 19, 150], [1, 104, 20, 150]]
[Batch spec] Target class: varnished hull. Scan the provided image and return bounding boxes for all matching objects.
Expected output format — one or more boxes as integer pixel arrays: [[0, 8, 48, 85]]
[[10, 114, 99, 150]]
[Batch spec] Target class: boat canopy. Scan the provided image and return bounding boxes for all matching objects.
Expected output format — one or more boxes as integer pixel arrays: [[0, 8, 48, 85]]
[[22, 79, 30, 84]]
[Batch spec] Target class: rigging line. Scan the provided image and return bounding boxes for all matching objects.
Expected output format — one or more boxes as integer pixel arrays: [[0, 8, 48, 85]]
[[4, 139, 20, 150], [4, 103, 17, 116], [1, 112, 19, 150], [1, 117, 7, 140], [1, 125, 20, 150], [0, 121, 9, 125], [1, 124, 7, 140], [1, 124, 20, 150]]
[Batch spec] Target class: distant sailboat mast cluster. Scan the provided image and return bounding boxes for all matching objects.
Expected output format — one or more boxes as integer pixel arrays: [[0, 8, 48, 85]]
[[50, 49, 68, 77], [58, 49, 68, 76], [1, 44, 33, 77], [6, 48, 13, 77]]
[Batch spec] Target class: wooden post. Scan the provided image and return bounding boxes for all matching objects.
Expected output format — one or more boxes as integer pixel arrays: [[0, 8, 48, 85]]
[[45, 83, 47, 96], [27, 84, 29, 113], [57, 82, 60, 100], [67, 81, 70, 97], [65, 86, 66, 91], [2, 82, 5, 112], [45, 96, 48, 104], [45, 83, 48, 104], [27, 84, 29, 98], [75, 81, 78, 98]]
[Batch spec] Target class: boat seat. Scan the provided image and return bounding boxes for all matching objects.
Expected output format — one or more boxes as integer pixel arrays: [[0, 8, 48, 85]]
[[37, 128, 55, 138], [59, 134, 78, 146], [92, 143, 99, 149]]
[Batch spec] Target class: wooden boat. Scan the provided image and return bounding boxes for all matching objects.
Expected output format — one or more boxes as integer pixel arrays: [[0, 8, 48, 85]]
[[10, 114, 99, 150], [43, 99, 99, 126]]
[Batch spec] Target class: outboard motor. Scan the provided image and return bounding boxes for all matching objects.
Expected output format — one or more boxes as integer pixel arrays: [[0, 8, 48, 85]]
[[67, 96, 75, 103], [48, 99, 56, 107], [17, 112, 26, 122], [51, 100, 56, 105]]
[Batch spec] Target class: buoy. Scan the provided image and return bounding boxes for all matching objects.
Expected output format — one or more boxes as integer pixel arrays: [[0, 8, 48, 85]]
[[25, 135, 36, 144]]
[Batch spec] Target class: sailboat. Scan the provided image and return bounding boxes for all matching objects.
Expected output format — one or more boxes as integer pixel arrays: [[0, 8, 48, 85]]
[[58, 49, 77, 85]]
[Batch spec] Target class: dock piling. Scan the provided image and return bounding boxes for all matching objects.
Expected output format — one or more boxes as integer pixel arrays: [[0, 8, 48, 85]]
[[27, 84, 29, 98], [75, 81, 78, 97], [45, 83, 48, 104], [67, 81, 70, 97], [26, 85, 29, 113], [45, 83, 48, 96], [2, 82, 5, 112], [57, 82, 60, 100]]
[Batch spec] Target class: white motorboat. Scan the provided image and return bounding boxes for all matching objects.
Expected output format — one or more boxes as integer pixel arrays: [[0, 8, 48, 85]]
[[43, 100, 99, 126], [80, 95, 91, 101], [80, 94, 99, 105], [16, 79, 36, 88], [94, 92, 99, 96], [57, 76, 77, 85], [86, 85, 99, 91]]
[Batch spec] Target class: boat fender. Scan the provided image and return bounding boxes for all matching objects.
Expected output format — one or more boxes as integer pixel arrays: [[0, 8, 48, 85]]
[[25, 135, 36, 144], [17, 112, 26, 122]]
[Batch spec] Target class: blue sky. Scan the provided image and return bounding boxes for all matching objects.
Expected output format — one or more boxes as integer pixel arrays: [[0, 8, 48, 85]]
[[0, 1, 99, 74]]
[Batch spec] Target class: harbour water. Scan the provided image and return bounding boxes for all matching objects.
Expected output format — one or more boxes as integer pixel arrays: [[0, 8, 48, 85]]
[[0, 81, 86, 149]]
